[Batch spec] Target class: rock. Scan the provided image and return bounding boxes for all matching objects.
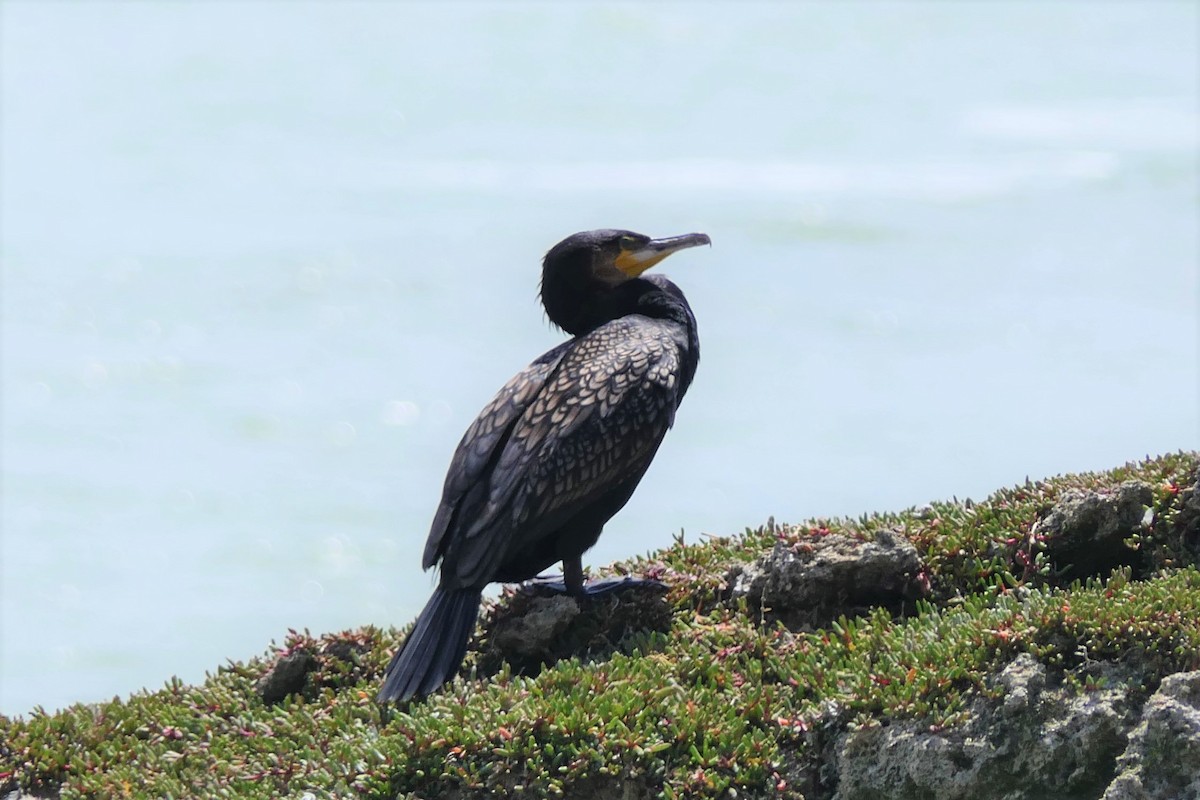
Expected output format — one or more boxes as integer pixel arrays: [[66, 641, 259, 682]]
[[322, 635, 370, 665], [255, 651, 317, 704], [492, 595, 581, 661], [728, 529, 923, 628], [996, 651, 1047, 718], [1102, 670, 1200, 800], [1035, 481, 1153, 581], [477, 583, 672, 678], [1175, 476, 1200, 557], [833, 654, 1134, 800], [3, 789, 53, 800]]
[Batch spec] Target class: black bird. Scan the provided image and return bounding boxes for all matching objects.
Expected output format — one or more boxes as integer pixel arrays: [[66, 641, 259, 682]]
[[378, 228, 709, 702]]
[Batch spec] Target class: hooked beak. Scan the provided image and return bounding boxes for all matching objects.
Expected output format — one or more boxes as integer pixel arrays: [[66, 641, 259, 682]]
[[614, 232, 711, 277]]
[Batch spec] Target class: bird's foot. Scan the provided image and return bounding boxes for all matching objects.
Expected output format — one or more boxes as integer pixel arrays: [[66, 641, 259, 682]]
[[522, 574, 668, 598]]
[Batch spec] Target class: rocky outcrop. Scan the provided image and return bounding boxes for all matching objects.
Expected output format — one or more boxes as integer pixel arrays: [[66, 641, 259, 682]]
[[253, 630, 375, 704], [254, 651, 316, 704], [1103, 671, 1200, 800], [833, 655, 1200, 800], [727, 529, 924, 628], [476, 581, 672, 678], [1034, 481, 1153, 581]]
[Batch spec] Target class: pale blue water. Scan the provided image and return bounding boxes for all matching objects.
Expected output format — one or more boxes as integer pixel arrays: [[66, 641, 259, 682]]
[[1, 2, 1196, 715]]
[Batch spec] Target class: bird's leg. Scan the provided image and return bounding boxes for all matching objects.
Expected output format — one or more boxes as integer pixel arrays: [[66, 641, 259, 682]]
[[563, 557, 586, 598], [519, 559, 589, 597]]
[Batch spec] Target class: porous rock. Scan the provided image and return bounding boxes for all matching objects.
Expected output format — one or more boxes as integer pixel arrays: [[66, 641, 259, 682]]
[[1102, 670, 1200, 800], [833, 654, 1134, 800], [1036, 481, 1153, 581], [493, 594, 581, 661], [1175, 475, 1200, 556], [254, 651, 317, 704], [478, 583, 672, 678], [728, 529, 923, 628]]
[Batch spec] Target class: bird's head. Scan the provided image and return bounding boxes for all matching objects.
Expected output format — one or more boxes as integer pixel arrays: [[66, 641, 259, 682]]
[[540, 229, 710, 334]]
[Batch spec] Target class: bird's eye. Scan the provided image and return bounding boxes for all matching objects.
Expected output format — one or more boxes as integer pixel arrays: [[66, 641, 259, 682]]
[[619, 235, 640, 249]]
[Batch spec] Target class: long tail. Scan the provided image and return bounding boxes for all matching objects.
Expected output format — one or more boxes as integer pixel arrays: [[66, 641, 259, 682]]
[[378, 587, 483, 703]]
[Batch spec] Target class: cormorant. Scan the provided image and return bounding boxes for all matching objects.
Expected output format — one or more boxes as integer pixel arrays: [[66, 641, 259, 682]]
[[378, 228, 710, 702]]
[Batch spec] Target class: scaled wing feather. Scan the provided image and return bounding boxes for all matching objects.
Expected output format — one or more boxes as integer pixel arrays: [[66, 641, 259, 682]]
[[422, 340, 573, 569], [449, 317, 683, 583]]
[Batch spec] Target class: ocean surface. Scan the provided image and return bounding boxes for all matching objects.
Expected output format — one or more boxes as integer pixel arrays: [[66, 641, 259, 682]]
[[1, 1, 1196, 715]]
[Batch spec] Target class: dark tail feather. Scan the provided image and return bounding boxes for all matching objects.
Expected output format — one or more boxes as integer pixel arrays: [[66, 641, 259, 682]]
[[377, 587, 482, 703]]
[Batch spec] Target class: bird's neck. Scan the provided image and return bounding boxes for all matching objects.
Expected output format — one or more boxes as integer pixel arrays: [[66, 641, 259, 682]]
[[628, 276, 696, 333], [542, 274, 699, 400], [552, 278, 687, 336], [635, 277, 701, 397]]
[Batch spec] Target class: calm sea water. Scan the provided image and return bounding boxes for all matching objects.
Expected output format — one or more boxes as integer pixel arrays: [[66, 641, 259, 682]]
[[2, 2, 1196, 715]]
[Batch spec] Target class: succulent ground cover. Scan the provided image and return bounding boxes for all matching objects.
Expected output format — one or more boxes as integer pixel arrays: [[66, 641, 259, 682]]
[[2, 452, 1198, 799]]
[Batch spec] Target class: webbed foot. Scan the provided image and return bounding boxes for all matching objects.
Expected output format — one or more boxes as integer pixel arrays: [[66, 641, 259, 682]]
[[522, 574, 668, 597]]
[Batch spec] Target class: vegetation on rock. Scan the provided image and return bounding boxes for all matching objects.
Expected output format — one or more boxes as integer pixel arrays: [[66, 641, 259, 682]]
[[2, 452, 1198, 799]]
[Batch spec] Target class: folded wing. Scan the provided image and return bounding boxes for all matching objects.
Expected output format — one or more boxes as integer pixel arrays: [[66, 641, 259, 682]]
[[427, 317, 684, 587]]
